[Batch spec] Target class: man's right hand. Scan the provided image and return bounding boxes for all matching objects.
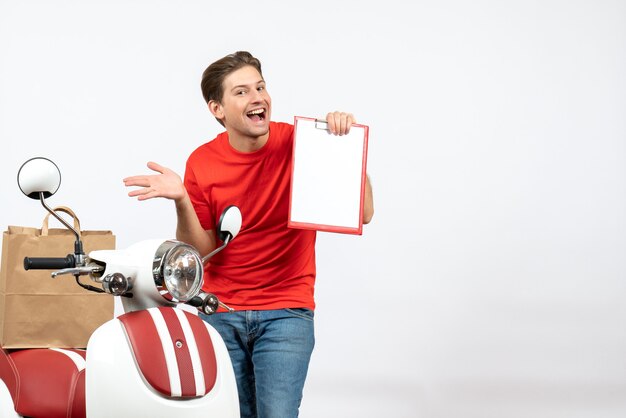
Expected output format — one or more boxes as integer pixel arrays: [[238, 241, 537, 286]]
[[123, 161, 186, 202]]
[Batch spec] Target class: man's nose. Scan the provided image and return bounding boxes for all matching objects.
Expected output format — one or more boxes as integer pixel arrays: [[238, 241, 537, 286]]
[[251, 89, 264, 102]]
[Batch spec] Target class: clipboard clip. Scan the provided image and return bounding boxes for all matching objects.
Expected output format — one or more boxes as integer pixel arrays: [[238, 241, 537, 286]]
[[314, 119, 329, 130]]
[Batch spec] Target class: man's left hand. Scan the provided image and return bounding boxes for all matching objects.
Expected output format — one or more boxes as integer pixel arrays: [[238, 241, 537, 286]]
[[326, 111, 355, 135]]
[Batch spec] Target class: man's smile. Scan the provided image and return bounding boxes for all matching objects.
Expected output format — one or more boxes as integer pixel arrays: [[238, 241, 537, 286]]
[[246, 108, 266, 122]]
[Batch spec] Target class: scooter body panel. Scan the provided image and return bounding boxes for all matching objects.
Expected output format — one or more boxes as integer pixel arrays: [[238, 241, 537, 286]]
[[0, 379, 20, 418], [86, 314, 239, 418], [90, 240, 168, 312]]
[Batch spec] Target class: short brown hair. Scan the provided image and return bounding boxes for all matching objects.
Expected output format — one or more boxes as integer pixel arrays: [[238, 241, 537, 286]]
[[200, 51, 263, 104]]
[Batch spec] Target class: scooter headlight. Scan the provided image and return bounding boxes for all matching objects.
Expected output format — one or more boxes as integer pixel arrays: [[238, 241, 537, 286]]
[[153, 241, 203, 302]]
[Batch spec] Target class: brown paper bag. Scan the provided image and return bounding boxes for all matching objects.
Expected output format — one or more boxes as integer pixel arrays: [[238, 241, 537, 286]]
[[0, 206, 115, 348]]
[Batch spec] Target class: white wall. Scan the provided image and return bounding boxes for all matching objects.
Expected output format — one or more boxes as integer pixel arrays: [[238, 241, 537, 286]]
[[1, 1, 625, 417]]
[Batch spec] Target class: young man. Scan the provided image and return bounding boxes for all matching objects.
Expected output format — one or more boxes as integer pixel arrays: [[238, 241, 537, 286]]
[[124, 51, 373, 418]]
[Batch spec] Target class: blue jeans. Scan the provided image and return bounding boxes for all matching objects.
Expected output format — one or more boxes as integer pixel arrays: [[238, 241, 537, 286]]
[[200, 309, 315, 418]]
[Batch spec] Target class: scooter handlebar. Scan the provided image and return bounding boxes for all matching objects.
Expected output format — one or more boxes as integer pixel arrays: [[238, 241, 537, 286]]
[[186, 296, 203, 307], [187, 292, 221, 315], [24, 255, 76, 270]]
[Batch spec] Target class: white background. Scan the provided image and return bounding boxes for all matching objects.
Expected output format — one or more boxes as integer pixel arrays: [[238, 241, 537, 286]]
[[1, 1, 625, 417]]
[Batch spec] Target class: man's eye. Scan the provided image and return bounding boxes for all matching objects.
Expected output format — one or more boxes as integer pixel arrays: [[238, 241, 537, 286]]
[[257, 86, 264, 92], [236, 90, 246, 95]]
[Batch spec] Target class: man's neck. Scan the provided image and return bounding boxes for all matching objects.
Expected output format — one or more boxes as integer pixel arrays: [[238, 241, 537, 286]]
[[227, 131, 270, 153]]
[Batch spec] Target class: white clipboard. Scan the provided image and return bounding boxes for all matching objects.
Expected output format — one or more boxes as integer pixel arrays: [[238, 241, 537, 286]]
[[288, 116, 369, 235]]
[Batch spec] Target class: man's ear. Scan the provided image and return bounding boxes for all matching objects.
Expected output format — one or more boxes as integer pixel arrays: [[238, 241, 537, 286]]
[[208, 100, 224, 119]]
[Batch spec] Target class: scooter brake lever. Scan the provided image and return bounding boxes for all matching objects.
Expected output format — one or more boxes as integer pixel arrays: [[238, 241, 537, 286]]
[[51, 265, 104, 278], [218, 301, 235, 313]]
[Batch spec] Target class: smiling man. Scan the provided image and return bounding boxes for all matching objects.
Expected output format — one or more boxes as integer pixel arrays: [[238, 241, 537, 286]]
[[124, 51, 373, 418]]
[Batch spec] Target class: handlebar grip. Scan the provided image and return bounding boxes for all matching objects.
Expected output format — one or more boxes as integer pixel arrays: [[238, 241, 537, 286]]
[[24, 255, 76, 270], [186, 296, 203, 307]]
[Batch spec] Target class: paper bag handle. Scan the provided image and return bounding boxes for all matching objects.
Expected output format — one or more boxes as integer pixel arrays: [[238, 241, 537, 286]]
[[42, 206, 82, 237]]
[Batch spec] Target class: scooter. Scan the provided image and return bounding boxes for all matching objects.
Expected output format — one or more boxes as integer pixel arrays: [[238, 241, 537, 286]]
[[0, 157, 240, 417]]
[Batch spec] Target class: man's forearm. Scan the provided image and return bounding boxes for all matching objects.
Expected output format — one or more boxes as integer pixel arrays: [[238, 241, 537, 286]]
[[175, 193, 217, 256]]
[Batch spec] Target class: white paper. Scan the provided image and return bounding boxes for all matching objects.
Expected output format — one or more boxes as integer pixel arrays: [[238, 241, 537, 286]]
[[290, 118, 367, 231]]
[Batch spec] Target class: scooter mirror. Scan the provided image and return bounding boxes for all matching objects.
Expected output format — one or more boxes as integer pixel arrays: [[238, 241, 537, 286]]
[[17, 157, 61, 200], [201, 205, 242, 264], [217, 205, 242, 242]]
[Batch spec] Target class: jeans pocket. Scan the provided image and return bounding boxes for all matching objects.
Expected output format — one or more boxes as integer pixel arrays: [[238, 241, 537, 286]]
[[285, 308, 314, 322]]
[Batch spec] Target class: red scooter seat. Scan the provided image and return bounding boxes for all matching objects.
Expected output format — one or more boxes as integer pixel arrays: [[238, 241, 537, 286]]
[[0, 347, 86, 418]]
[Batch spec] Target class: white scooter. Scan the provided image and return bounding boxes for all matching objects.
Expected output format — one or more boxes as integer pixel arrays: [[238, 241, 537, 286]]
[[0, 157, 240, 418]]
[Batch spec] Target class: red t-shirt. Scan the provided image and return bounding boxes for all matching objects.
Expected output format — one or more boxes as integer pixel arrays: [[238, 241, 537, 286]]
[[184, 122, 317, 311]]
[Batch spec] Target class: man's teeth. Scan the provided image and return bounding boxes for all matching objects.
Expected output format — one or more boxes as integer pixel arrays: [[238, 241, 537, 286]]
[[247, 109, 264, 116]]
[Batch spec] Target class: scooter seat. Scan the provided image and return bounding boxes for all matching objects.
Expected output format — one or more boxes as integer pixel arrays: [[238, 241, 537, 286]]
[[0, 347, 86, 418]]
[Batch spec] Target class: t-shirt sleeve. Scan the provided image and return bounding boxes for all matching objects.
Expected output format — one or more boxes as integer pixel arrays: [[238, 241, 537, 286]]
[[184, 159, 215, 231]]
